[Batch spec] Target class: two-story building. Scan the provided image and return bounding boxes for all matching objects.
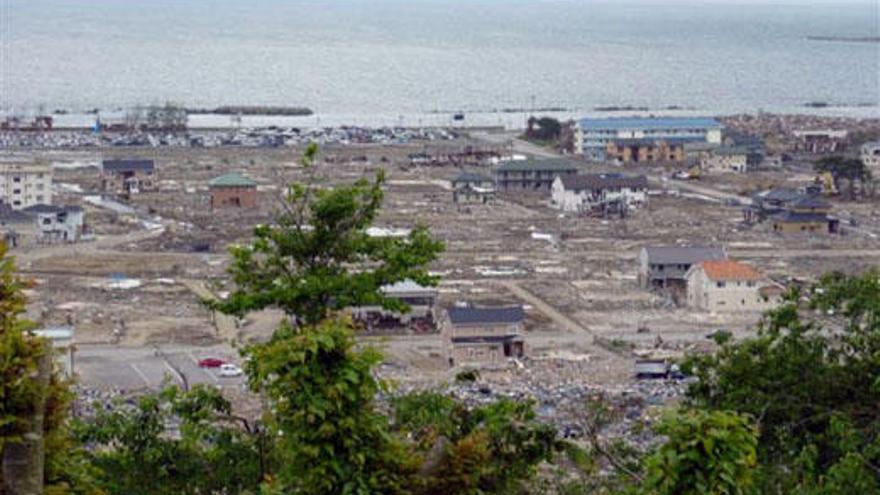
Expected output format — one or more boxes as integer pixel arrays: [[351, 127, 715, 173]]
[[23, 204, 85, 244], [551, 173, 648, 215], [352, 279, 438, 331], [686, 260, 782, 313], [701, 147, 749, 173], [0, 162, 53, 210], [102, 159, 156, 198], [639, 245, 728, 297], [494, 159, 577, 192], [442, 305, 525, 367], [451, 172, 495, 204], [605, 138, 686, 164], [861, 141, 880, 175], [575, 117, 723, 161]]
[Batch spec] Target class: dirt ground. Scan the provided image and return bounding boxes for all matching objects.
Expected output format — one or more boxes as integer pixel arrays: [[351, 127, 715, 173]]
[[15, 131, 880, 389]]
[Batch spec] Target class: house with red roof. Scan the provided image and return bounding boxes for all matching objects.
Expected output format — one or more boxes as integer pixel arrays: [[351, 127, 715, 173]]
[[686, 259, 783, 312]]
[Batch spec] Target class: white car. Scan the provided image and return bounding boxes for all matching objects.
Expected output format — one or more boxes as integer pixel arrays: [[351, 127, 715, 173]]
[[219, 364, 243, 377]]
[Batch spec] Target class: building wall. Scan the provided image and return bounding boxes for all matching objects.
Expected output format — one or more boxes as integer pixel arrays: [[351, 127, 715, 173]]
[[687, 268, 776, 312], [578, 125, 721, 159], [211, 187, 258, 208], [33, 210, 84, 243], [606, 142, 684, 164], [450, 342, 506, 366], [0, 163, 53, 209], [103, 170, 155, 195], [702, 153, 748, 173], [772, 220, 828, 234], [862, 142, 880, 174], [495, 170, 576, 191], [551, 178, 647, 213]]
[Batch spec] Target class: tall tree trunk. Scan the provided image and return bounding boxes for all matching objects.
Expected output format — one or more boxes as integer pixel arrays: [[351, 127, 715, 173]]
[[2, 342, 51, 495]]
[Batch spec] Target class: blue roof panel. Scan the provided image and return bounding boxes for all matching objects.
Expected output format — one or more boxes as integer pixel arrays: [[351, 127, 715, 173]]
[[579, 117, 722, 131]]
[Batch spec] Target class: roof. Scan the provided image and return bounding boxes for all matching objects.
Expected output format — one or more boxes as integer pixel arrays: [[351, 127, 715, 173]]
[[495, 158, 577, 174], [644, 246, 726, 265], [209, 172, 257, 188], [452, 172, 493, 184], [712, 146, 750, 157], [760, 188, 802, 203], [559, 173, 648, 191], [700, 260, 762, 281], [102, 159, 155, 173], [790, 195, 830, 210], [759, 284, 786, 297], [0, 205, 32, 223], [381, 279, 436, 296], [608, 137, 695, 146], [447, 306, 525, 325], [579, 116, 722, 131], [23, 204, 82, 214]]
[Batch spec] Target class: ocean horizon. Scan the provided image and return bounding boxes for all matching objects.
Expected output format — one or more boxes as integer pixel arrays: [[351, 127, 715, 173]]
[[2, 0, 878, 124]]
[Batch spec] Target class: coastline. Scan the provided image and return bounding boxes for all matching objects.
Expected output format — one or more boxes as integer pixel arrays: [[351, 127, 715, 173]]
[[21, 104, 879, 132]]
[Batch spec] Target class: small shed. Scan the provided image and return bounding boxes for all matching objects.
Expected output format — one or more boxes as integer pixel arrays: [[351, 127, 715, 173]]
[[209, 173, 258, 209]]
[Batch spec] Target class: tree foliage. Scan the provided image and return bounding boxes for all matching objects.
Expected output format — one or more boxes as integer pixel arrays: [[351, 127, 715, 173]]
[[641, 410, 758, 495], [393, 391, 562, 495], [76, 385, 263, 495], [815, 155, 872, 199], [683, 270, 880, 492], [243, 318, 414, 494], [211, 144, 444, 325], [0, 242, 100, 494]]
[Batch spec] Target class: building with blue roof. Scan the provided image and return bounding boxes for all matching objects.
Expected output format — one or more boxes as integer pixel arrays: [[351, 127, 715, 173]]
[[575, 116, 723, 160]]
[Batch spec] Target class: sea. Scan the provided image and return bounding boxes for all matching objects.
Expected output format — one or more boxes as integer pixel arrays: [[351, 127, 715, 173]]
[[1, 0, 879, 128]]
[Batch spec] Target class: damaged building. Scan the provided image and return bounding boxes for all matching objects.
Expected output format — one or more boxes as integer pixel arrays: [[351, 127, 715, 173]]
[[442, 305, 526, 367], [551, 173, 648, 217]]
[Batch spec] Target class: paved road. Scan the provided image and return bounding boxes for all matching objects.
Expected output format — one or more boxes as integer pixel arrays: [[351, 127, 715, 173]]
[[75, 343, 245, 391]]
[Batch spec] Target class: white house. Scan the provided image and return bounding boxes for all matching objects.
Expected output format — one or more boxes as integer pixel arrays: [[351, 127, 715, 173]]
[[701, 147, 749, 173], [686, 259, 782, 313], [22, 204, 85, 244], [861, 141, 880, 174], [551, 173, 648, 214]]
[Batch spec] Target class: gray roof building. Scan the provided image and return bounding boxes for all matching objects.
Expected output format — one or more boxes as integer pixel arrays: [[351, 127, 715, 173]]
[[495, 159, 577, 174], [643, 246, 727, 265], [559, 173, 648, 192], [447, 306, 525, 325], [103, 159, 155, 173]]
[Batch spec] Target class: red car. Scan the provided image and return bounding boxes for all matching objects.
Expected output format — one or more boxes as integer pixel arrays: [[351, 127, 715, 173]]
[[198, 358, 225, 368]]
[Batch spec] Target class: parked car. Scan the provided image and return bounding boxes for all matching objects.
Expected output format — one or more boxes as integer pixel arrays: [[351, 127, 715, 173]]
[[219, 364, 243, 377], [198, 358, 225, 368]]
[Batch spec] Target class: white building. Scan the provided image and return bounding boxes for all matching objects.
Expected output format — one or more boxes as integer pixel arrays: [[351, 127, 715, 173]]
[[551, 173, 648, 214], [686, 259, 782, 313], [0, 162, 53, 210], [861, 141, 880, 174], [701, 147, 749, 173], [575, 117, 723, 160], [22, 204, 84, 244]]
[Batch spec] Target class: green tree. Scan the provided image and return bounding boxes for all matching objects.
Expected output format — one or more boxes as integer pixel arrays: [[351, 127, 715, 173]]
[[641, 410, 758, 495], [244, 318, 415, 494], [683, 270, 880, 492], [0, 242, 100, 494], [77, 385, 263, 495], [815, 155, 872, 199], [525, 117, 562, 143], [393, 391, 561, 494], [212, 144, 444, 325]]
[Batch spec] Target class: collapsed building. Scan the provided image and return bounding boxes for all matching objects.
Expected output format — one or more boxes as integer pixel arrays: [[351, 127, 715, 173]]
[[551, 173, 648, 217]]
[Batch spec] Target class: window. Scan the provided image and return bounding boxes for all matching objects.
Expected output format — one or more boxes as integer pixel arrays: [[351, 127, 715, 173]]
[[747, 281, 756, 288], [12, 177, 20, 183], [12, 189, 20, 195], [36, 184, 43, 191], [36, 195, 43, 202], [717, 281, 726, 288]]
